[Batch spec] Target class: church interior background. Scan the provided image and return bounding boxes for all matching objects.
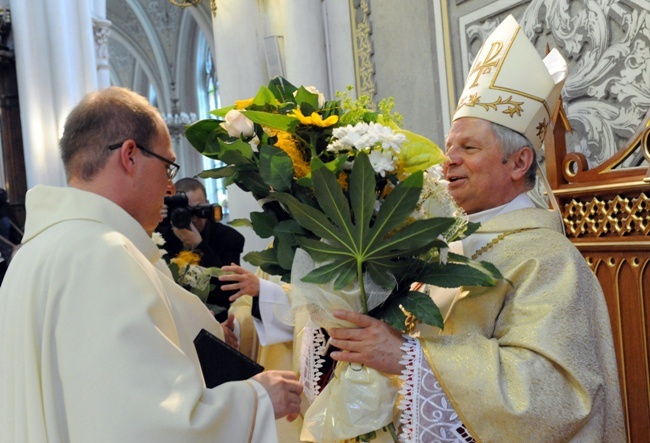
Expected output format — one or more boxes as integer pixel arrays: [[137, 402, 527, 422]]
[[0, 0, 648, 440]]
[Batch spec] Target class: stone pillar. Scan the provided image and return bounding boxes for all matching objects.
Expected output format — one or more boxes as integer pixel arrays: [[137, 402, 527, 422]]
[[212, 0, 270, 264], [275, 0, 330, 97], [10, 0, 99, 187]]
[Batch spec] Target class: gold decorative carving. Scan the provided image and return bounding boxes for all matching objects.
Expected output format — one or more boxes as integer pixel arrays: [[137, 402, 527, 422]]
[[562, 193, 650, 239]]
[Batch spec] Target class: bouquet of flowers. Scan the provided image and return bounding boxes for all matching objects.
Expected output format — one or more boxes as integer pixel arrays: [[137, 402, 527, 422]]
[[185, 77, 503, 441], [152, 232, 228, 318]]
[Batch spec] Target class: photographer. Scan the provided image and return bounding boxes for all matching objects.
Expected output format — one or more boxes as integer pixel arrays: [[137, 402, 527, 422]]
[[157, 177, 245, 322]]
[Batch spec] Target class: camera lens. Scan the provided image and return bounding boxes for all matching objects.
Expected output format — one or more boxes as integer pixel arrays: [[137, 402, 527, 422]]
[[170, 207, 192, 229]]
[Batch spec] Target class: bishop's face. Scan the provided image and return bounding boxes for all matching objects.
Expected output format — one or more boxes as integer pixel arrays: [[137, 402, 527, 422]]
[[443, 117, 521, 214]]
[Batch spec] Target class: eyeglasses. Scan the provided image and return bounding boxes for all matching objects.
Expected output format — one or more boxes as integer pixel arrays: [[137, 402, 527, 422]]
[[108, 141, 180, 180]]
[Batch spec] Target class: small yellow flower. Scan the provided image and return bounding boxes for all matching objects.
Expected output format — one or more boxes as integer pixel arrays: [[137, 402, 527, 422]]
[[235, 97, 254, 110], [289, 108, 339, 127], [171, 250, 202, 268]]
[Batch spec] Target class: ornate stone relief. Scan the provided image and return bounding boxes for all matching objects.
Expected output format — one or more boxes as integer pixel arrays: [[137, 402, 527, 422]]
[[93, 18, 111, 70], [350, 0, 376, 102]]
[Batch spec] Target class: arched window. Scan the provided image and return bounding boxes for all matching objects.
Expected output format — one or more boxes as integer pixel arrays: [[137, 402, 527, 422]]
[[196, 33, 228, 216]]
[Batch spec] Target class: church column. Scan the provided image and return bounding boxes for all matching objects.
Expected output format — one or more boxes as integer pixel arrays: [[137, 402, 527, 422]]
[[273, 0, 330, 97], [212, 0, 267, 104], [212, 0, 270, 264], [10, 0, 100, 188]]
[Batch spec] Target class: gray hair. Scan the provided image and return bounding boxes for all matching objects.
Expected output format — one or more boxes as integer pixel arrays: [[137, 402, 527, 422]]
[[490, 121, 537, 188]]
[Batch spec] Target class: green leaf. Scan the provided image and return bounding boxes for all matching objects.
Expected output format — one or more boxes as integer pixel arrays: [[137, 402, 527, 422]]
[[372, 298, 407, 331], [168, 262, 181, 282], [294, 86, 320, 112], [234, 170, 271, 199], [197, 165, 236, 180], [400, 290, 443, 329], [271, 192, 344, 243], [260, 145, 294, 192], [276, 236, 296, 270], [417, 261, 501, 288], [227, 218, 253, 228], [244, 248, 279, 267], [250, 211, 277, 238], [301, 258, 357, 289], [185, 119, 222, 152], [251, 85, 279, 107], [370, 172, 423, 241], [243, 110, 299, 132], [218, 138, 255, 162], [210, 105, 236, 118], [349, 153, 376, 240], [267, 76, 298, 103], [372, 290, 443, 331], [368, 218, 455, 260], [310, 157, 354, 235]]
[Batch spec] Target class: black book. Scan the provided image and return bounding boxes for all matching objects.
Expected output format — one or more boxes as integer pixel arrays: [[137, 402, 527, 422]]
[[193, 328, 264, 388]]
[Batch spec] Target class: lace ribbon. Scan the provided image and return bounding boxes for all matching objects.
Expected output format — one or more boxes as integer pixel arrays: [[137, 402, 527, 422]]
[[397, 335, 419, 443], [300, 322, 327, 403]]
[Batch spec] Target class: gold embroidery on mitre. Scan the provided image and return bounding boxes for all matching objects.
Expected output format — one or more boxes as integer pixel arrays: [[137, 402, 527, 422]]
[[536, 118, 548, 140], [468, 41, 504, 88], [457, 94, 524, 118]]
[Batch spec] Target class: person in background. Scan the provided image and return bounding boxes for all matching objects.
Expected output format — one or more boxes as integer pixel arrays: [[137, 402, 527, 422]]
[[0, 86, 302, 443], [328, 16, 625, 442], [157, 177, 245, 323]]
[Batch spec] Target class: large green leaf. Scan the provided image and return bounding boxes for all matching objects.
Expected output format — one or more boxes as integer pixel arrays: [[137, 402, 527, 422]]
[[417, 261, 501, 288], [185, 119, 222, 152], [259, 145, 294, 192], [250, 211, 276, 238], [243, 110, 299, 132], [244, 248, 279, 267], [267, 76, 298, 103], [271, 154, 433, 299], [294, 86, 319, 109], [198, 165, 236, 180]]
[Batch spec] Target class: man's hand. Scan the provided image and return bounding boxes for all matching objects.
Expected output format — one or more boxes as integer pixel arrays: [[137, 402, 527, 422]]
[[220, 314, 238, 349], [172, 223, 202, 249], [219, 264, 261, 301], [251, 370, 303, 421], [328, 310, 406, 375]]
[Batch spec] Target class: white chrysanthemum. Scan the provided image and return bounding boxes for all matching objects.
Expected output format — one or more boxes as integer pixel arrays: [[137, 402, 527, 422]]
[[151, 231, 166, 246], [367, 122, 407, 152], [326, 139, 349, 153], [367, 149, 396, 177]]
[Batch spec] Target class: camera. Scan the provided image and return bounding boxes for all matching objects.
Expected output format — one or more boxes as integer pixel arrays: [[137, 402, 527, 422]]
[[164, 192, 222, 229]]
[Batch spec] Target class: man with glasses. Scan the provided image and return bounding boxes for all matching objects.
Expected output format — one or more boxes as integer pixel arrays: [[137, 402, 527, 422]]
[[0, 86, 302, 443]]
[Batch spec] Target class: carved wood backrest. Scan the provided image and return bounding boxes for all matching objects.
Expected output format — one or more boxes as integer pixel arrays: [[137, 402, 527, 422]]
[[545, 106, 650, 443]]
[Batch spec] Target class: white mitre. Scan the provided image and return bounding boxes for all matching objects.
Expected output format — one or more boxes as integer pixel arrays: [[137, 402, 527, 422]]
[[453, 15, 568, 151]]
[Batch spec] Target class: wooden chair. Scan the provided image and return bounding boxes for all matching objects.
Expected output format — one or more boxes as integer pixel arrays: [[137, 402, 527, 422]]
[[545, 104, 650, 442]]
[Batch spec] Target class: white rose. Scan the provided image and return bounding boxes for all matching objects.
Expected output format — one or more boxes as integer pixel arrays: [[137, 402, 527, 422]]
[[220, 109, 255, 138], [295, 86, 326, 108]]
